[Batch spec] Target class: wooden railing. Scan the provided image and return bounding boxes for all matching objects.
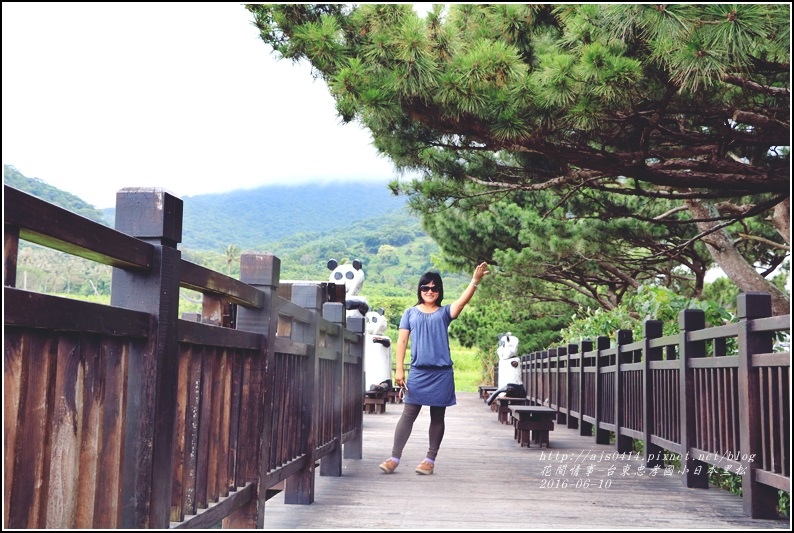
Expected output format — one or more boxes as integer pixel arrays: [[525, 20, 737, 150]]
[[4, 185, 365, 529], [520, 297, 790, 519]]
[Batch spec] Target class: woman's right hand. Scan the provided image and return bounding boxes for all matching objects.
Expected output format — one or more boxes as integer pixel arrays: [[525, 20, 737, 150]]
[[395, 369, 405, 387]]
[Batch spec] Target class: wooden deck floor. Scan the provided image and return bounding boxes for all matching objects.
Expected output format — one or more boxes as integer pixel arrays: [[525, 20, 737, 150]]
[[260, 392, 790, 530]]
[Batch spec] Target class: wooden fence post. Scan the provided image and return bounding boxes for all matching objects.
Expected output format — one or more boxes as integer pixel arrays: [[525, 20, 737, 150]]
[[615, 329, 633, 454], [736, 292, 778, 518], [547, 347, 556, 407], [523, 352, 532, 401], [578, 339, 593, 436], [285, 284, 323, 504], [524, 352, 532, 401], [537, 350, 544, 404], [565, 343, 577, 429], [642, 320, 665, 468], [320, 302, 345, 477], [4, 222, 19, 286], [549, 348, 560, 411], [541, 350, 549, 405], [344, 314, 365, 460], [111, 187, 182, 528], [678, 309, 709, 488], [594, 336, 610, 445], [554, 347, 568, 424], [234, 252, 281, 528]]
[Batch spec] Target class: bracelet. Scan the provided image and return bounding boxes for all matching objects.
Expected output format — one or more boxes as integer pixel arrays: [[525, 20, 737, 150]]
[[470, 281, 479, 288]]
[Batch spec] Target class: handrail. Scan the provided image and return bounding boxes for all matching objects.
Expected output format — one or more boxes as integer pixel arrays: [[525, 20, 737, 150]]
[[4, 185, 364, 529], [519, 295, 790, 519], [4, 184, 153, 270]]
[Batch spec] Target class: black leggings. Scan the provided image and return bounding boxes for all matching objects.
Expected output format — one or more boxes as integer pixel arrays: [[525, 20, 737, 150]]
[[390, 404, 446, 461]]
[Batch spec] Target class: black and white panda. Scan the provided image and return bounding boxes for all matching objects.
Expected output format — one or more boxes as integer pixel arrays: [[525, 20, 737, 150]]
[[327, 259, 369, 318]]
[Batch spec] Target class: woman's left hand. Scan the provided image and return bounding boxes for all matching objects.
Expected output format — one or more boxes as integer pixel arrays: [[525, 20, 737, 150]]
[[473, 262, 490, 284]]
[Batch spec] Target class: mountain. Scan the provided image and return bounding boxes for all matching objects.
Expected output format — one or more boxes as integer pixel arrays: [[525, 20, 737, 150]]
[[178, 182, 409, 251], [4, 164, 108, 224], [5, 164, 410, 252]]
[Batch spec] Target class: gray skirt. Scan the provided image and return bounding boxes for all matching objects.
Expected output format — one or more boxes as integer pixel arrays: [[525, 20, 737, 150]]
[[404, 366, 456, 407]]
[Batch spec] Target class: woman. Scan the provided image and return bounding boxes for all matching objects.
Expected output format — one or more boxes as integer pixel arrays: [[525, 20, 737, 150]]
[[379, 262, 490, 475]]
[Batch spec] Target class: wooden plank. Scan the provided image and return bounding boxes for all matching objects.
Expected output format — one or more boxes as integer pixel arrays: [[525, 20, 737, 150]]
[[226, 351, 243, 490], [217, 349, 232, 498], [171, 482, 255, 529], [180, 260, 264, 309], [94, 337, 127, 528], [4, 222, 19, 286], [4, 184, 153, 270], [5, 288, 150, 337], [8, 334, 56, 528], [207, 346, 223, 504], [196, 347, 214, 510], [74, 336, 101, 528], [185, 346, 204, 515], [45, 335, 82, 528], [777, 367, 788, 477], [171, 343, 191, 522], [3, 332, 24, 529]]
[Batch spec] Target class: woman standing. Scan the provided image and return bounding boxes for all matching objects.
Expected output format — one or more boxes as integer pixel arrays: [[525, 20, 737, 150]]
[[379, 262, 490, 475]]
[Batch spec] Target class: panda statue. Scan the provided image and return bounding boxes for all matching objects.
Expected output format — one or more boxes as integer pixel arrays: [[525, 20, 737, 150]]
[[327, 259, 369, 319], [496, 332, 521, 388], [486, 332, 526, 405], [364, 308, 393, 392]]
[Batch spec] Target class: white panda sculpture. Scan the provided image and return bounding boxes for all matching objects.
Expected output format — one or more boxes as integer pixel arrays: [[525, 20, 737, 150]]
[[496, 332, 522, 389], [486, 332, 525, 405], [364, 308, 392, 390], [327, 259, 369, 319]]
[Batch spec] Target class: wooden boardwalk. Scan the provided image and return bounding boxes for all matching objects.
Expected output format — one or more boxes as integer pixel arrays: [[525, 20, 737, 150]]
[[261, 392, 790, 530]]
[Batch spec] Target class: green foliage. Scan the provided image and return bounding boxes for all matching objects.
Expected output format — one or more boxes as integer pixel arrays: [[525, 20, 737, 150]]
[[16, 243, 112, 297], [559, 284, 737, 343], [780, 490, 791, 518], [701, 276, 741, 310], [246, 3, 790, 318]]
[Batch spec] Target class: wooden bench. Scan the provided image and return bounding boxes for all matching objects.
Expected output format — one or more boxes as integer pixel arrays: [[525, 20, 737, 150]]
[[478, 385, 498, 402], [363, 390, 387, 414], [493, 396, 529, 424], [386, 386, 403, 404], [508, 405, 556, 448]]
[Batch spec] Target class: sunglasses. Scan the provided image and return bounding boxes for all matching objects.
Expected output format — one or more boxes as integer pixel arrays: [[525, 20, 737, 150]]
[[420, 285, 439, 293]]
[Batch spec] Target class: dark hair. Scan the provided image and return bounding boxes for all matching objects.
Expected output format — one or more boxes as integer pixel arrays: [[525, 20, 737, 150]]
[[415, 271, 444, 305]]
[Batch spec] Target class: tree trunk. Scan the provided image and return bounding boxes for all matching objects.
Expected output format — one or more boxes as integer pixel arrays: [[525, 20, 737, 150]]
[[686, 199, 790, 316]]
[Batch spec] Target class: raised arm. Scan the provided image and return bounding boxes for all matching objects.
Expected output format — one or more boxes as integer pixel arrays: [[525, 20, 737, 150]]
[[450, 262, 490, 319]]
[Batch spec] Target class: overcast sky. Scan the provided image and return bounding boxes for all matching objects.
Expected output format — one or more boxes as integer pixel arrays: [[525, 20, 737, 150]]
[[3, 3, 415, 208]]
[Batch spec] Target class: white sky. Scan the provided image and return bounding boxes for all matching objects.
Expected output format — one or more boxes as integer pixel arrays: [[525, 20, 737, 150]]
[[2, 2, 412, 208]]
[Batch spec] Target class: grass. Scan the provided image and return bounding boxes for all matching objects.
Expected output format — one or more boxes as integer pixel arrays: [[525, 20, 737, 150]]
[[451, 340, 490, 392]]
